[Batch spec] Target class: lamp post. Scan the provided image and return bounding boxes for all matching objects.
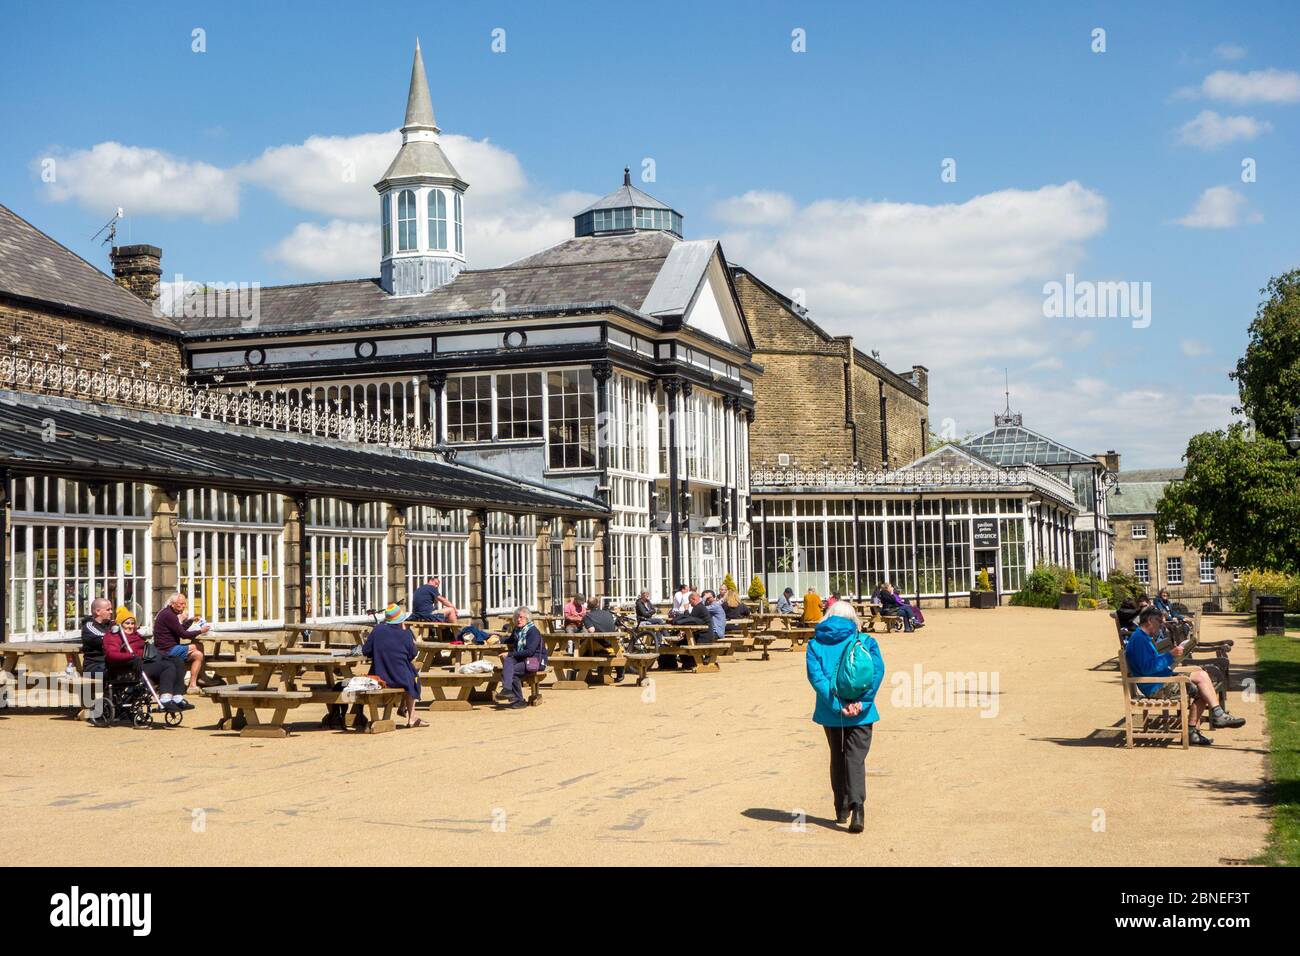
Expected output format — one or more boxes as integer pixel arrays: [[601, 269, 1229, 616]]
[[1286, 407, 1300, 454]]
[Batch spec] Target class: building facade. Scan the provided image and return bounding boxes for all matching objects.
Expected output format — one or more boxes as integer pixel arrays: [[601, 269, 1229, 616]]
[[1109, 468, 1234, 608]]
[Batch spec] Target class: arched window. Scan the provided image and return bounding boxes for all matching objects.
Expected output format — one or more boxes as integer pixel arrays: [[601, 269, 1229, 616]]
[[428, 189, 447, 250], [381, 194, 391, 256], [454, 193, 463, 254], [397, 189, 417, 251]]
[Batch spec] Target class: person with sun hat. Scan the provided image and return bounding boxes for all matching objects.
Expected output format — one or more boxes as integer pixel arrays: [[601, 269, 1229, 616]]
[[362, 602, 425, 728]]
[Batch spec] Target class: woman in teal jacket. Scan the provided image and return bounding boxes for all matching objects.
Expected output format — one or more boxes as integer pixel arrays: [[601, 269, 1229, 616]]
[[806, 601, 885, 833]]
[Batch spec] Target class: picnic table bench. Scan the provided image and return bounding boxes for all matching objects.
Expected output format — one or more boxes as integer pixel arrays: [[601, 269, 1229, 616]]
[[863, 607, 904, 633], [0, 642, 83, 676], [204, 685, 314, 737], [623, 652, 659, 686], [418, 670, 489, 711], [669, 643, 728, 672], [784, 627, 814, 651], [281, 622, 369, 651], [308, 684, 407, 733]]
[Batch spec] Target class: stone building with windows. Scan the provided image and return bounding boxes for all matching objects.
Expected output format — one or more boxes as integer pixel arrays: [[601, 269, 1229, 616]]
[[2, 42, 765, 641], [1110, 468, 1234, 608]]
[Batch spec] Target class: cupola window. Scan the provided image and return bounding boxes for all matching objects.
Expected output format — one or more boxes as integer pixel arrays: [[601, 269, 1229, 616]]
[[428, 189, 448, 250], [454, 193, 463, 254], [397, 189, 418, 252], [381, 194, 391, 256]]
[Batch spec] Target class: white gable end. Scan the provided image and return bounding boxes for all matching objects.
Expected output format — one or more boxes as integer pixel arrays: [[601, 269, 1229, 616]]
[[684, 255, 747, 347]]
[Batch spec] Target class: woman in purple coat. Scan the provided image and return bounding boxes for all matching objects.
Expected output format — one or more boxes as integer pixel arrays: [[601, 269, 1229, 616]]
[[362, 603, 425, 728]]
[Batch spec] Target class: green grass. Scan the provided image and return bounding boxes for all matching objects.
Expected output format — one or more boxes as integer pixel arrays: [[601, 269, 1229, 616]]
[[1252, 620, 1300, 866]]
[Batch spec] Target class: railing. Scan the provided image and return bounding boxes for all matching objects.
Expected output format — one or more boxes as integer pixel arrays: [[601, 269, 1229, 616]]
[[1, 351, 436, 449], [750, 465, 1078, 504]]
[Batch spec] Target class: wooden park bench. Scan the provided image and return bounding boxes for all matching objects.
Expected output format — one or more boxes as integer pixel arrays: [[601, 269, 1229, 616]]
[[204, 685, 313, 738], [864, 607, 904, 633], [1116, 645, 1190, 748], [547, 654, 625, 689], [670, 643, 728, 673], [308, 684, 407, 734], [623, 652, 659, 686], [201, 660, 260, 685], [417, 671, 485, 711], [784, 628, 814, 651], [751, 633, 782, 661]]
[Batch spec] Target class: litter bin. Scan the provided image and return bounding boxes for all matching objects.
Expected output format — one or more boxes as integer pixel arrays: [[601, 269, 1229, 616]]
[[1256, 594, 1285, 636]]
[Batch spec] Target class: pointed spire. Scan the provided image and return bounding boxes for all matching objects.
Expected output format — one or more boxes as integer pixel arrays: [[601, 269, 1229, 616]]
[[403, 39, 438, 133], [623, 166, 632, 187]]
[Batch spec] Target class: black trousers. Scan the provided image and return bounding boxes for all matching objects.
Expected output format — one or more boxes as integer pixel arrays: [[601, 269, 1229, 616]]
[[824, 724, 874, 811]]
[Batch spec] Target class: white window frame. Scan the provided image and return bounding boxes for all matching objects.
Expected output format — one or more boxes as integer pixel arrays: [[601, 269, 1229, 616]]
[[1134, 557, 1150, 585], [1131, 522, 1147, 540], [1166, 556, 1183, 586]]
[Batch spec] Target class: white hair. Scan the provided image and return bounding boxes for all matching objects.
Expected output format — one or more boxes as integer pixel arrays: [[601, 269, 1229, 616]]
[[826, 601, 859, 625], [514, 606, 532, 622]]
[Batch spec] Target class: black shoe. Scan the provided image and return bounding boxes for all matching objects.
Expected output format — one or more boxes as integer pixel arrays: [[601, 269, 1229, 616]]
[[1210, 710, 1245, 729], [1189, 728, 1214, 746], [508, 700, 528, 710], [836, 807, 851, 826], [174, 698, 196, 711], [848, 804, 865, 833]]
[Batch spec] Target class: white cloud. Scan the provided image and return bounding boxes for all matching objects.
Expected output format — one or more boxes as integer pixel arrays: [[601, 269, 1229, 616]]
[[711, 190, 796, 226], [240, 131, 400, 219], [1175, 185, 1260, 229], [267, 220, 378, 277], [1176, 110, 1271, 149], [1212, 44, 1247, 62], [1180, 339, 1212, 358], [35, 142, 239, 221], [1201, 68, 1300, 103]]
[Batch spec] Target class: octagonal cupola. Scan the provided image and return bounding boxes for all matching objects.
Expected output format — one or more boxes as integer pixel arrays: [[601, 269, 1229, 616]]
[[574, 168, 683, 238], [376, 40, 468, 296]]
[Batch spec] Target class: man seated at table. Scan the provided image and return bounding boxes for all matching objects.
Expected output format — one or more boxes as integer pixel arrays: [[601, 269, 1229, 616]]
[[562, 594, 586, 633], [635, 590, 663, 625], [410, 575, 459, 624], [363, 603, 425, 728], [699, 590, 727, 641], [1125, 606, 1244, 745], [80, 597, 115, 679], [153, 593, 209, 698], [581, 597, 619, 635], [670, 583, 692, 618], [776, 588, 796, 614]]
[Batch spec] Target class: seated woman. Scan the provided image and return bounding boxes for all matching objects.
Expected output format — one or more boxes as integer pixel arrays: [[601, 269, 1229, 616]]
[[878, 583, 921, 632], [104, 607, 189, 711], [722, 590, 748, 622], [802, 588, 824, 625], [498, 607, 543, 710], [362, 603, 425, 728]]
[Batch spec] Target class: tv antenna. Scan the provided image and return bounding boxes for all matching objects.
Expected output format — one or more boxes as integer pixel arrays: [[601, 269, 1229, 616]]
[[91, 208, 125, 247]]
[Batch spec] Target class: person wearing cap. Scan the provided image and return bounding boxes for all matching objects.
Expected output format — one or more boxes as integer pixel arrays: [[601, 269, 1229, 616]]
[[362, 603, 424, 728], [1125, 605, 1244, 745], [776, 588, 796, 615], [104, 607, 189, 712]]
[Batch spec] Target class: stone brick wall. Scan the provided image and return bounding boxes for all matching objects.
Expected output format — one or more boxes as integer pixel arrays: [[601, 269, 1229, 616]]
[[1112, 516, 1234, 608], [736, 271, 929, 470], [0, 298, 183, 379]]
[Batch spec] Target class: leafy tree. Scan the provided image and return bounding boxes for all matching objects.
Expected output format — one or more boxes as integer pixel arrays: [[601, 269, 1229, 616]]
[[1159, 271, 1300, 574]]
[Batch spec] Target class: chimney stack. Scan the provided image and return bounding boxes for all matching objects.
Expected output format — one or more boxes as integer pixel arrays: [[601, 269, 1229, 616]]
[[110, 244, 162, 302], [1095, 450, 1121, 473]]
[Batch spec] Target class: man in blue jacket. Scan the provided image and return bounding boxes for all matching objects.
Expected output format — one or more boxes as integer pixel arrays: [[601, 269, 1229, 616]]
[[1125, 606, 1243, 745], [806, 602, 885, 833]]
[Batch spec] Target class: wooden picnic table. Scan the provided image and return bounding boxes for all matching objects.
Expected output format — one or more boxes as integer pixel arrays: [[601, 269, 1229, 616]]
[[407, 620, 462, 642], [0, 642, 83, 676], [548, 631, 625, 689], [204, 652, 378, 738], [186, 632, 282, 658], [281, 622, 369, 651], [414, 640, 505, 671]]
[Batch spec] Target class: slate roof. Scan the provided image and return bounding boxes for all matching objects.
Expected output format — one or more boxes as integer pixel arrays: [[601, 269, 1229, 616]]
[[0, 203, 179, 334], [186, 232, 680, 337], [1110, 468, 1185, 517], [962, 424, 1097, 467], [0, 390, 605, 517], [577, 182, 675, 213]]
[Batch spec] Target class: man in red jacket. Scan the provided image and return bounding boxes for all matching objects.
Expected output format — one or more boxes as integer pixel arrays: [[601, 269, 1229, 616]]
[[152, 593, 209, 694]]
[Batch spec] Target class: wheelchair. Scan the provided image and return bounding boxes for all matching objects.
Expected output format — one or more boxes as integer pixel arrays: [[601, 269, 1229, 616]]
[[87, 663, 183, 729]]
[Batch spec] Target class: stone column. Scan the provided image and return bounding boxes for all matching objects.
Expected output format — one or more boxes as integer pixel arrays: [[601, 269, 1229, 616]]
[[428, 372, 447, 445], [594, 519, 609, 602], [387, 503, 407, 606], [560, 517, 578, 602], [150, 488, 180, 619], [468, 509, 486, 619], [536, 519, 553, 613], [284, 495, 309, 624]]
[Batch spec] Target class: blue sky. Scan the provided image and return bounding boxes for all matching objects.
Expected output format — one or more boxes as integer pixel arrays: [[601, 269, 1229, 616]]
[[3, 0, 1298, 467]]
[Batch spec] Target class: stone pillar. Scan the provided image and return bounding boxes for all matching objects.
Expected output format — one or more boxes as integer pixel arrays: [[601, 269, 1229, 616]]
[[594, 519, 609, 603], [150, 488, 180, 619], [284, 495, 308, 624], [560, 517, 578, 602], [536, 519, 553, 612], [468, 509, 486, 619], [387, 503, 407, 606]]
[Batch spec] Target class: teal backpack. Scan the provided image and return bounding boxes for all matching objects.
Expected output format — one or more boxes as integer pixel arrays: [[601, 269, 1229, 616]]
[[834, 633, 877, 703]]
